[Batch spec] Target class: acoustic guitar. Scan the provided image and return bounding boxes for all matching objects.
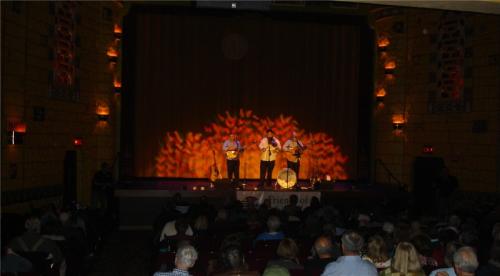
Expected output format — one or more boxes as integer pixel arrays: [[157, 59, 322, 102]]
[[285, 144, 306, 163], [210, 149, 222, 182], [225, 146, 244, 159]]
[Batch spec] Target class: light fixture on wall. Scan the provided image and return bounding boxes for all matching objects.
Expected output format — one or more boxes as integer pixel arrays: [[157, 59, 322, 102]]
[[392, 114, 405, 131], [96, 104, 110, 121], [377, 35, 390, 52], [384, 60, 396, 75], [113, 77, 122, 94], [114, 24, 122, 40], [107, 46, 119, 64], [376, 88, 387, 103], [7, 122, 27, 145]]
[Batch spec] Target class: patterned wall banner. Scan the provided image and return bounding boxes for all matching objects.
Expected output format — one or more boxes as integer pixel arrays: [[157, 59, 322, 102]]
[[50, 1, 78, 100], [155, 109, 349, 180], [429, 12, 470, 113]]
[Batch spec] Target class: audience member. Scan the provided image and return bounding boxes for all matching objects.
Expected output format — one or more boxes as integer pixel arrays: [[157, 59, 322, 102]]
[[362, 235, 391, 271], [215, 245, 258, 276], [380, 242, 425, 276], [267, 238, 303, 270], [321, 230, 377, 276], [9, 216, 64, 264], [304, 235, 339, 273], [255, 216, 284, 242], [283, 195, 301, 222], [1, 247, 33, 273], [476, 239, 500, 276], [453, 246, 478, 276], [430, 241, 462, 276], [153, 245, 198, 276]]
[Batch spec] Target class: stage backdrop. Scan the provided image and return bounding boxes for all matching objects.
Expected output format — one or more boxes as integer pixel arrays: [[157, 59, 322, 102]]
[[121, 7, 371, 180]]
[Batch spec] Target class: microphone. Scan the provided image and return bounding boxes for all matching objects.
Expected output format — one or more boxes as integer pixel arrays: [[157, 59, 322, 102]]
[[268, 137, 277, 147]]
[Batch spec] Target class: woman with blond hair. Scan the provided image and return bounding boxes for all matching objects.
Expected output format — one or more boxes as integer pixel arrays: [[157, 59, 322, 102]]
[[380, 242, 425, 276], [362, 235, 391, 271]]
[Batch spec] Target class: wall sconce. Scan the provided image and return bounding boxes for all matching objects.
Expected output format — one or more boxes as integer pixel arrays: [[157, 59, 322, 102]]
[[377, 36, 390, 52], [375, 88, 387, 103], [392, 114, 405, 130], [114, 24, 122, 40], [113, 77, 122, 94], [384, 60, 396, 75], [107, 46, 118, 64], [7, 122, 27, 145], [96, 104, 110, 121]]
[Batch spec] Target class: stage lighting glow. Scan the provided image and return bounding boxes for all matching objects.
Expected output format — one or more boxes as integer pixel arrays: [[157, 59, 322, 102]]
[[155, 109, 349, 180]]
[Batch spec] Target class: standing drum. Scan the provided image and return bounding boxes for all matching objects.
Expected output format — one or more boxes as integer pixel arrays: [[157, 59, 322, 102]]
[[277, 168, 297, 189]]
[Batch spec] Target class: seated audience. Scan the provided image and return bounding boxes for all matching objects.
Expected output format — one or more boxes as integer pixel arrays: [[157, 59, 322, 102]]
[[477, 239, 500, 276], [255, 216, 284, 242], [283, 195, 302, 222], [160, 217, 194, 242], [215, 245, 259, 276], [263, 265, 289, 276], [9, 216, 64, 264], [453, 246, 479, 276], [1, 247, 33, 273], [430, 241, 462, 276], [153, 245, 198, 276], [321, 230, 377, 276], [304, 235, 339, 273], [267, 238, 303, 270], [412, 234, 439, 271], [380, 242, 425, 276], [362, 235, 391, 271]]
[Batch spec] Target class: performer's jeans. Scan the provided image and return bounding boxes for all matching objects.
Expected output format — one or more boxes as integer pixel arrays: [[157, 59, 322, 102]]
[[287, 160, 300, 179], [227, 159, 240, 183], [260, 160, 275, 186]]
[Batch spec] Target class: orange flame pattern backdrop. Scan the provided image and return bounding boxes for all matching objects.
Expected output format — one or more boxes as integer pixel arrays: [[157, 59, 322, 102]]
[[155, 109, 348, 180]]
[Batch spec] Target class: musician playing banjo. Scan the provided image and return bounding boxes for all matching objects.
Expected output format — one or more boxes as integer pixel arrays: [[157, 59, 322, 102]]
[[258, 128, 281, 188], [222, 133, 243, 185], [283, 131, 305, 179]]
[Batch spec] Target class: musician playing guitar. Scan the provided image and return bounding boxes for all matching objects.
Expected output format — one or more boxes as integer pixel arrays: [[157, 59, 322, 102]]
[[283, 131, 306, 179], [222, 133, 243, 186]]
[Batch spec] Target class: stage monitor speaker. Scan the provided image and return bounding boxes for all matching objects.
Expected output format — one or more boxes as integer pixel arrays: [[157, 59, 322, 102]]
[[196, 1, 271, 11], [63, 150, 77, 205]]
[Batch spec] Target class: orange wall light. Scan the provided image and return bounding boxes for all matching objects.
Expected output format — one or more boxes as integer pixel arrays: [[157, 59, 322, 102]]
[[96, 104, 110, 121], [7, 122, 27, 145], [114, 24, 122, 39], [376, 88, 387, 103], [392, 114, 405, 130], [384, 60, 396, 75], [377, 36, 390, 52], [107, 46, 119, 63], [114, 77, 122, 94]]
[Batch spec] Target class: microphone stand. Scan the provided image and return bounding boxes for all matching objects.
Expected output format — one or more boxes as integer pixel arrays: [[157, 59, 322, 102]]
[[268, 138, 272, 190]]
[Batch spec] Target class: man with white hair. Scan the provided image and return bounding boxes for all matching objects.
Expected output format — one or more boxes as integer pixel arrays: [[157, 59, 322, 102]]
[[154, 245, 198, 276], [452, 246, 478, 276], [321, 230, 377, 276]]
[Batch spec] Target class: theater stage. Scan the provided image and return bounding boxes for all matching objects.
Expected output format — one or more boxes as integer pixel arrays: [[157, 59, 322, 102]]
[[116, 178, 391, 230]]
